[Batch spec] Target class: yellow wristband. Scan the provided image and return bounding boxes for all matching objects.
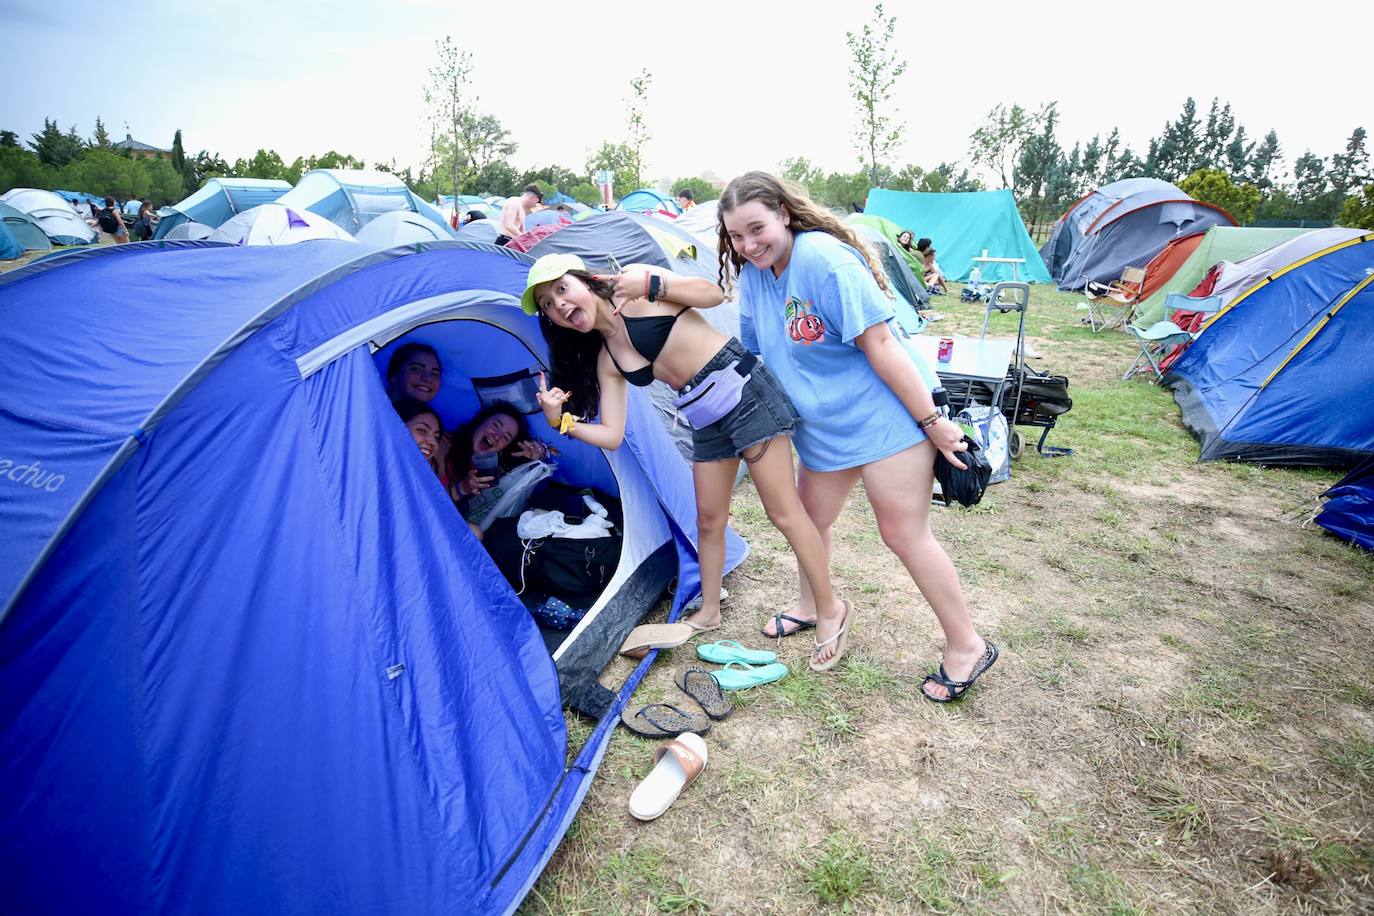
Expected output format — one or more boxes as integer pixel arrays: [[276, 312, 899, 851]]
[[558, 412, 578, 435]]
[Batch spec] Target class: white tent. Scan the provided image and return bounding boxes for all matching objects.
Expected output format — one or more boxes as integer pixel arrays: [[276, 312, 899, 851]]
[[354, 210, 454, 249], [207, 204, 355, 246], [0, 188, 97, 246]]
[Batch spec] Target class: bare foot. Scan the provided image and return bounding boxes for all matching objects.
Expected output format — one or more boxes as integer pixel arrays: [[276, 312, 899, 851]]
[[922, 637, 988, 701], [811, 599, 850, 667], [761, 607, 816, 638], [682, 608, 721, 631]]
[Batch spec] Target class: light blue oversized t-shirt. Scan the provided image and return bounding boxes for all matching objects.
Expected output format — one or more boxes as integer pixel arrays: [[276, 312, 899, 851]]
[[739, 230, 941, 472]]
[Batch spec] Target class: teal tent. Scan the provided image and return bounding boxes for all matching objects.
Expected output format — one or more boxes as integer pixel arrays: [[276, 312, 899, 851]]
[[864, 189, 1051, 283]]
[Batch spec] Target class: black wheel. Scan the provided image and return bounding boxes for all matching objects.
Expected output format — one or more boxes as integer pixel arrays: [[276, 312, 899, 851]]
[[1010, 429, 1025, 459]]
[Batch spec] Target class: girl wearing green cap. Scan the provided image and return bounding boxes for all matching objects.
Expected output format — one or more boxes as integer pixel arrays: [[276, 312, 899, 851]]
[[524, 254, 850, 669]]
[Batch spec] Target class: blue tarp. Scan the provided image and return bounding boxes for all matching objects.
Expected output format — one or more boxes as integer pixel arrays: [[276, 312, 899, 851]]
[[864, 188, 1051, 283], [1166, 234, 1374, 466], [153, 178, 292, 240], [0, 240, 737, 914], [1316, 457, 1374, 550]]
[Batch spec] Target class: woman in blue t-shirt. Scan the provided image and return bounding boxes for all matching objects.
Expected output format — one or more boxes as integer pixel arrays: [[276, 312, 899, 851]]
[[522, 254, 848, 666], [718, 171, 997, 702]]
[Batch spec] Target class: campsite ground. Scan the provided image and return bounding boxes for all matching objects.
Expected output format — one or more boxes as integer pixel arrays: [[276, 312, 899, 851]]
[[527, 287, 1374, 914]]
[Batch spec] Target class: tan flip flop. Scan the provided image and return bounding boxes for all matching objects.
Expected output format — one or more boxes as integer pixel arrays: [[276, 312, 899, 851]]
[[808, 599, 852, 673], [628, 732, 708, 821], [619, 623, 695, 658]]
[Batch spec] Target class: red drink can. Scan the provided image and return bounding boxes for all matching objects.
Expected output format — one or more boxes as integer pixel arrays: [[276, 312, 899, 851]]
[[937, 337, 954, 362]]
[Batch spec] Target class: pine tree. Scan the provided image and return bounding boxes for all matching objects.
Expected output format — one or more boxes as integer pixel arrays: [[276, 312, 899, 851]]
[[1293, 151, 1327, 203], [1249, 130, 1282, 188], [1199, 99, 1235, 171], [1328, 127, 1369, 195], [1225, 126, 1252, 182], [90, 116, 112, 151]]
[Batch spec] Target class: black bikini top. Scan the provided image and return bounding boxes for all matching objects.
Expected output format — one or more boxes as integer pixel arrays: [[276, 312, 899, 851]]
[[605, 309, 686, 387]]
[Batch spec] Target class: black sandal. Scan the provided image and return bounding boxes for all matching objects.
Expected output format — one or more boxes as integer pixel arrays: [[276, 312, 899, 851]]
[[921, 641, 999, 703], [675, 667, 733, 720], [762, 612, 817, 639], [619, 702, 712, 738]]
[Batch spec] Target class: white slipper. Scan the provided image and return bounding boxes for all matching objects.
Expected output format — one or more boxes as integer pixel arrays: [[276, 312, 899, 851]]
[[628, 732, 708, 821]]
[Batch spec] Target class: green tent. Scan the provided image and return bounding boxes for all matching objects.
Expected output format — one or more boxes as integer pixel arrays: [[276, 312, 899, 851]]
[[847, 212, 926, 287], [864, 189, 1051, 283], [1134, 226, 1310, 325]]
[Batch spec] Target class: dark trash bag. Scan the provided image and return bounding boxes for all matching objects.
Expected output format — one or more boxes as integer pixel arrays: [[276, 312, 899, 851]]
[[934, 435, 993, 508]]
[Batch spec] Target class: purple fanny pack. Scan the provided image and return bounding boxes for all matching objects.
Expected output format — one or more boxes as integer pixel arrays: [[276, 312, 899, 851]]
[[673, 353, 758, 429]]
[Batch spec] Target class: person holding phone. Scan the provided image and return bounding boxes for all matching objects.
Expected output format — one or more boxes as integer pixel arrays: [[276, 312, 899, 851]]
[[445, 401, 550, 540], [525, 253, 851, 669]]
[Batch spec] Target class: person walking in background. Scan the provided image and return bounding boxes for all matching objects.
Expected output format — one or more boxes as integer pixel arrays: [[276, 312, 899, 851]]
[[96, 197, 128, 244], [718, 170, 997, 701], [497, 184, 543, 245]]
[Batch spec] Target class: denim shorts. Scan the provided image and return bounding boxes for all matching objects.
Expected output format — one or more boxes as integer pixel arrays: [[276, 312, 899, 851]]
[[681, 338, 800, 462]]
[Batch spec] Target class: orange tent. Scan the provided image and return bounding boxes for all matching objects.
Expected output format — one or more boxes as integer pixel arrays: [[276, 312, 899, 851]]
[[1138, 232, 1205, 306]]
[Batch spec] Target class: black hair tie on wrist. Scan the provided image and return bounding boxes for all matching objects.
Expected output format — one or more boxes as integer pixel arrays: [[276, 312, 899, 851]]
[[647, 274, 661, 302]]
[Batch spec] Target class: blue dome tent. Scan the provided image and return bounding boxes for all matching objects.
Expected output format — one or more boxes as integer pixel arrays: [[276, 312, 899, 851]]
[[277, 169, 455, 237], [618, 188, 680, 216], [153, 177, 294, 240], [1165, 233, 1374, 466], [0, 240, 744, 914], [0, 201, 55, 255]]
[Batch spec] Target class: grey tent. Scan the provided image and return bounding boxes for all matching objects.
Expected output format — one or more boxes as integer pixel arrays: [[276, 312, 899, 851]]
[[354, 210, 454, 249], [1042, 178, 1237, 290], [163, 222, 216, 241], [846, 215, 929, 331], [0, 201, 54, 253]]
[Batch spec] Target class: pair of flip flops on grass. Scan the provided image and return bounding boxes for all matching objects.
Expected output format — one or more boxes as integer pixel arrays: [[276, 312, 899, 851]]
[[619, 665, 734, 738], [696, 640, 790, 690], [763, 598, 852, 674]]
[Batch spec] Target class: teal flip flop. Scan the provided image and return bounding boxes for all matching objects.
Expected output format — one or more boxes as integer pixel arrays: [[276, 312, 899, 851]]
[[696, 640, 778, 666], [710, 660, 790, 691]]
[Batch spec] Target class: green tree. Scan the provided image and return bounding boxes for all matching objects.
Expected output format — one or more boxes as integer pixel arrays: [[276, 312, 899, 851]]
[[29, 118, 85, 168], [90, 117, 113, 151], [138, 157, 185, 206], [671, 176, 719, 203], [1336, 184, 1374, 229], [1225, 125, 1252, 182], [233, 149, 288, 180], [1328, 127, 1369, 196], [846, 2, 907, 187], [424, 36, 517, 197], [586, 140, 638, 201], [1292, 151, 1327, 205], [63, 150, 147, 199], [466, 160, 518, 197], [1198, 98, 1236, 171], [520, 165, 581, 193], [1014, 102, 1065, 234], [170, 129, 192, 194], [1179, 168, 1261, 224], [569, 181, 601, 206], [1145, 97, 1202, 181], [779, 156, 825, 198], [0, 130, 18, 148], [624, 67, 653, 190], [187, 150, 232, 190], [1248, 130, 1282, 188], [968, 103, 1039, 189], [0, 145, 58, 191]]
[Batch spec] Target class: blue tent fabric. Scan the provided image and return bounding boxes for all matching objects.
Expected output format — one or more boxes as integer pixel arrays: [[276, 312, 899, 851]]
[[0, 201, 54, 253], [153, 178, 293, 240], [0, 240, 740, 914], [864, 188, 1051, 283], [1316, 457, 1374, 550], [618, 188, 679, 215], [0, 220, 20, 259], [278, 169, 455, 237], [1165, 235, 1374, 466]]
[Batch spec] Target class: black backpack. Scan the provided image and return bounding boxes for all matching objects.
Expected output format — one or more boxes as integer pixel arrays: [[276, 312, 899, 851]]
[[97, 208, 119, 233], [483, 517, 621, 600]]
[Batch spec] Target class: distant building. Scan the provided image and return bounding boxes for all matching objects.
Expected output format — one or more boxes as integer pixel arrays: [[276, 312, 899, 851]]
[[113, 132, 172, 161]]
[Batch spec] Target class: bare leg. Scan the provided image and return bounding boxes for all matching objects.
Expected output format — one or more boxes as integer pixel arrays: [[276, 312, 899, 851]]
[[859, 441, 985, 699], [684, 457, 741, 629], [760, 463, 860, 636], [742, 438, 846, 662]]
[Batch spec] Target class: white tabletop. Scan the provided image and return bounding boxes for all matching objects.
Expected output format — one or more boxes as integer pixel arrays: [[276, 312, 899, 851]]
[[970, 256, 1026, 265], [909, 334, 1015, 384]]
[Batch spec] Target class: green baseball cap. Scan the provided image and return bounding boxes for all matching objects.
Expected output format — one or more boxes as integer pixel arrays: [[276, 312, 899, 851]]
[[520, 253, 587, 314]]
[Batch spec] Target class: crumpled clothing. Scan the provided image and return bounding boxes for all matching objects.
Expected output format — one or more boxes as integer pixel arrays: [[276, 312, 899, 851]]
[[517, 508, 616, 540]]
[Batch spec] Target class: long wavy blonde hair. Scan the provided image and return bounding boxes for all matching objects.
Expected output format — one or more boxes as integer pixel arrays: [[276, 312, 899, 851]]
[[715, 171, 890, 297]]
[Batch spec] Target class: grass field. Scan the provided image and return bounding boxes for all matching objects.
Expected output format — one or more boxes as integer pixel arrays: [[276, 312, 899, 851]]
[[525, 286, 1374, 914]]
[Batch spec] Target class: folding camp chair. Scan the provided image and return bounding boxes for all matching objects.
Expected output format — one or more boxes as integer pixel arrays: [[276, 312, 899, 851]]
[[1123, 292, 1223, 383], [1078, 266, 1145, 332]]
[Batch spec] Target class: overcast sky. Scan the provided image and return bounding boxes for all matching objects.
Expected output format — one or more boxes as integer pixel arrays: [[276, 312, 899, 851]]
[[6, 0, 1369, 187]]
